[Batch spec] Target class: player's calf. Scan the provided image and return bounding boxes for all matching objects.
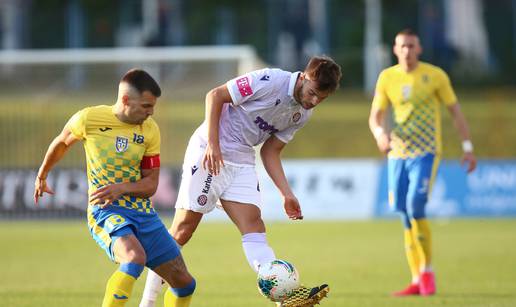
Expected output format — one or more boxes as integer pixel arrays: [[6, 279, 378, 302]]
[[164, 278, 196, 307], [103, 263, 144, 307]]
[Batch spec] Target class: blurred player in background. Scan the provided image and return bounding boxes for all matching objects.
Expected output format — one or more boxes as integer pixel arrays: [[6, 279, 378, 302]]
[[34, 69, 196, 307], [140, 56, 342, 307], [369, 29, 477, 296]]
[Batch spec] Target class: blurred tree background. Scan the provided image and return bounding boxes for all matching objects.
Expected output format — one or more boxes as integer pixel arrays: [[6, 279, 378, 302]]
[[11, 0, 515, 86]]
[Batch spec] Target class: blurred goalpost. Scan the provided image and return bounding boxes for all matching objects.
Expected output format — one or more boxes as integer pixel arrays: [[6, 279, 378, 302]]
[[0, 45, 260, 74], [0, 45, 263, 101]]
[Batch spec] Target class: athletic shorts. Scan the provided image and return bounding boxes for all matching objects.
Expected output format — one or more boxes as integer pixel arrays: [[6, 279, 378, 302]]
[[174, 140, 261, 214], [387, 153, 440, 218], [87, 205, 180, 269]]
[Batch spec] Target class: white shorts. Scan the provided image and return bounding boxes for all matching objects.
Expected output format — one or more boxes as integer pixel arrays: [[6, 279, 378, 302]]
[[175, 138, 261, 214]]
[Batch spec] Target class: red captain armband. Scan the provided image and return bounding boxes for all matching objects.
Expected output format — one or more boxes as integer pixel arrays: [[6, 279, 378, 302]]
[[141, 155, 160, 169]]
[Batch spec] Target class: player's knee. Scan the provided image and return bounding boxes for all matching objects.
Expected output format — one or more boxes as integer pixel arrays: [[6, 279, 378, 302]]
[[240, 217, 266, 234], [125, 248, 146, 265], [171, 225, 194, 246], [172, 277, 196, 297], [410, 209, 426, 220], [119, 262, 144, 279], [408, 197, 427, 220], [395, 211, 412, 228]]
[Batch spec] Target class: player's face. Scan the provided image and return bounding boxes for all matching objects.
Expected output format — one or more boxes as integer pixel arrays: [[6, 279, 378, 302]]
[[294, 76, 330, 110], [126, 91, 157, 124], [393, 34, 422, 68]]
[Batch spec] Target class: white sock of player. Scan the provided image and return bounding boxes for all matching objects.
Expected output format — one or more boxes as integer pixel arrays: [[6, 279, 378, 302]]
[[139, 269, 163, 307], [242, 232, 276, 273]]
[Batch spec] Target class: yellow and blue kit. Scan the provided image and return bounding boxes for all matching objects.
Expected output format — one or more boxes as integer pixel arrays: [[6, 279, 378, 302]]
[[372, 62, 457, 226], [66, 105, 179, 268]]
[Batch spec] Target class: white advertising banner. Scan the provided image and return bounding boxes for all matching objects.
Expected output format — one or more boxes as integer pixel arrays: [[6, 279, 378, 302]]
[[203, 159, 381, 221]]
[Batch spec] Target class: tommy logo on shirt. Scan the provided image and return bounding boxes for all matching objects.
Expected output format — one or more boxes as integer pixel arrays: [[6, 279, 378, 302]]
[[236, 77, 253, 97], [254, 116, 278, 134]]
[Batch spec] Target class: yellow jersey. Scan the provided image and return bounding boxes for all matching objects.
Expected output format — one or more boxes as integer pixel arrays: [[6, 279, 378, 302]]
[[372, 62, 457, 159], [66, 105, 160, 213]]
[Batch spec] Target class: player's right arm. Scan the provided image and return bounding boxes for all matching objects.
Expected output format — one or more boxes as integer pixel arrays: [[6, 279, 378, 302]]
[[369, 71, 391, 154], [34, 126, 80, 204], [203, 84, 231, 175], [369, 107, 390, 154]]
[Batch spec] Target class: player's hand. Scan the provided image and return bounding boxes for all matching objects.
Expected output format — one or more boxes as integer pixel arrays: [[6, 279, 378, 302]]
[[461, 152, 477, 173], [34, 176, 54, 204], [283, 193, 303, 220], [90, 184, 124, 208], [375, 133, 391, 154], [203, 142, 225, 176]]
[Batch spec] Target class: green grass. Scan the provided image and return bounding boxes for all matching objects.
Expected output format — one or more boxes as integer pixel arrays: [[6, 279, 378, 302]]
[[1, 219, 515, 306], [1, 88, 516, 167]]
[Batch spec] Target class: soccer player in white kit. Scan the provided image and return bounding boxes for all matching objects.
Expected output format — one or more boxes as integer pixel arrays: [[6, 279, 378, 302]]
[[140, 56, 342, 307]]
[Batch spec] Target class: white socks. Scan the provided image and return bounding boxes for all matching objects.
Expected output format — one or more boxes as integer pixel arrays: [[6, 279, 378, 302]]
[[139, 232, 275, 306], [242, 232, 276, 272], [139, 269, 163, 307]]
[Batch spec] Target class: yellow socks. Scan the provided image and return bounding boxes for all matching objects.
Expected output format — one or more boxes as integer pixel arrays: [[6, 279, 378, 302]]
[[404, 229, 420, 283], [412, 218, 432, 271], [164, 279, 196, 307], [102, 263, 144, 307], [164, 290, 193, 307]]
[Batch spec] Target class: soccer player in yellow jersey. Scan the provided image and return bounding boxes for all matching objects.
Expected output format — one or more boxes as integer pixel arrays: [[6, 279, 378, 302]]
[[369, 29, 477, 296], [34, 69, 196, 307]]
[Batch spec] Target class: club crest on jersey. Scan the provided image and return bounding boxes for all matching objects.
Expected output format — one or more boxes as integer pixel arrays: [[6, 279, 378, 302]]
[[292, 112, 301, 123], [115, 136, 129, 153], [402, 85, 412, 100]]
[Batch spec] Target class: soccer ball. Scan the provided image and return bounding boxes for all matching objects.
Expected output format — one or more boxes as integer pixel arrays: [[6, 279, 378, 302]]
[[257, 259, 300, 302]]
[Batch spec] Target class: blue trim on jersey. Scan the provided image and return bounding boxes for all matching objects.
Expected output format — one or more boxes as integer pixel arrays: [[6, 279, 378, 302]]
[[388, 153, 436, 228], [120, 262, 144, 279], [169, 279, 196, 297]]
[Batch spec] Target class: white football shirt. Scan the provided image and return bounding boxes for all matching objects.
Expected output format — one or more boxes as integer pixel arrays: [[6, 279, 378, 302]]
[[192, 68, 312, 166]]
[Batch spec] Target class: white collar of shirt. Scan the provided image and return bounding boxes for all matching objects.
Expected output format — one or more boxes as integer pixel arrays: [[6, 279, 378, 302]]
[[287, 72, 301, 97]]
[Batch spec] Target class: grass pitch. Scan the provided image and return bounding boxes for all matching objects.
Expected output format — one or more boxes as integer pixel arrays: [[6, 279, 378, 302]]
[[1, 218, 515, 307]]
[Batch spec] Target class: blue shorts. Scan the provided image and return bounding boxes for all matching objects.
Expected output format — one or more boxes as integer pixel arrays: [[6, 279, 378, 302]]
[[87, 205, 180, 269], [388, 153, 440, 224]]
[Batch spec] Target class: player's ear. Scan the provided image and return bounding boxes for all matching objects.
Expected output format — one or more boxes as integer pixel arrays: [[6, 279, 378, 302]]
[[121, 94, 130, 105]]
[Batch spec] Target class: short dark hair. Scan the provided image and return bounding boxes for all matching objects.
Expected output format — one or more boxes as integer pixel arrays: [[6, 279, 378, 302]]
[[121, 69, 161, 97], [396, 28, 419, 39], [304, 56, 342, 93]]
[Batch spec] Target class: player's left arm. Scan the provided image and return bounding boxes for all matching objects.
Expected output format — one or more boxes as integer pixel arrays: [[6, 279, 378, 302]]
[[89, 159, 160, 207], [260, 135, 303, 220], [446, 103, 477, 173]]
